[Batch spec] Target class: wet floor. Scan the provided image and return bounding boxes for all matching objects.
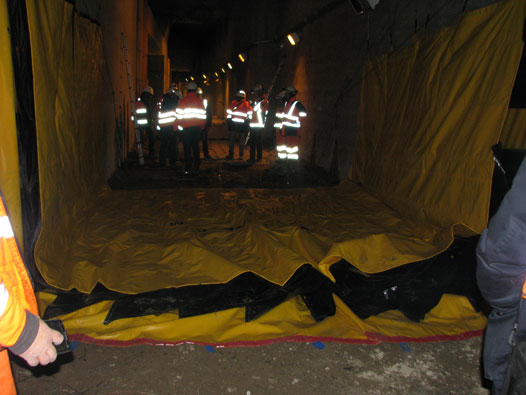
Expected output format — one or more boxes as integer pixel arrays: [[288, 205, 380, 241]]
[[109, 140, 339, 190]]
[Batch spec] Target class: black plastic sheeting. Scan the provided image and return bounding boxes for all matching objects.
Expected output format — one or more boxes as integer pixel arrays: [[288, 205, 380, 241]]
[[43, 238, 485, 325], [330, 236, 483, 322], [43, 264, 336, 324]]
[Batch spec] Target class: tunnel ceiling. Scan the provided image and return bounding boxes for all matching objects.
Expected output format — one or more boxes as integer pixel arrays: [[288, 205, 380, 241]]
[[148, 0, 227, 55]]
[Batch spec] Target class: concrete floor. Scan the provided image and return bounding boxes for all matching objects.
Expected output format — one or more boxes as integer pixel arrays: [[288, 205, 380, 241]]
[[11, 336, 489, 394]]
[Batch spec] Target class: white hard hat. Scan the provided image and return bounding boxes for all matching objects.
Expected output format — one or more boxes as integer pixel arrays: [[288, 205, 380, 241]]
[[285, 86, 298, 95], [197, 87, 203, 95], [252, 84, 264, 94], [187, 81, 197, 90], [236, 90, 246, 98], [143, 86, 154, 95]]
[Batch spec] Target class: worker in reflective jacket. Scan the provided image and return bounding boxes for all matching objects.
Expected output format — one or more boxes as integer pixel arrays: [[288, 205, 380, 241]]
[[158, 85, 181, 168], [174, 82, 207, 175], [248, 85, 269, 162], [226, 90, 252, 160], [0, 192, 63, 394], [138, 86, 157, 160], [275, 86, 307, 161]]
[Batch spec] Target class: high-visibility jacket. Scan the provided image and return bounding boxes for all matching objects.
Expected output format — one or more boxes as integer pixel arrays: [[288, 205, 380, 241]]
[[226, 98, 252, 127], [157, 93, 179, 129], [174, 92, 207, 130], [276, 95, 307, 137], [133, 99, 149, 127], [249, 95, 269, 129], [275, 96, 307, 160], [0, 194, 38, 394]]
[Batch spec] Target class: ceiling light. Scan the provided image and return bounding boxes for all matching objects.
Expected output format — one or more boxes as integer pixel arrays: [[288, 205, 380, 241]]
[[238, 53, 247, 62], [287, 32, 301, 46], [227, 63, 233, 69]]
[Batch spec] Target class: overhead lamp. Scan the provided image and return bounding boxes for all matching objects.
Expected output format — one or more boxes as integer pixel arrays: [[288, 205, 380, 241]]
[[238, 53, 247, 62], [185, 78, 189, 82], [221, 67, 226, 73], [190, 76, 195, 81], [214, 72, 219, 77], [287, 32, 301, 46], [203, 74, 207, 80], [227, 62, 233, 70]]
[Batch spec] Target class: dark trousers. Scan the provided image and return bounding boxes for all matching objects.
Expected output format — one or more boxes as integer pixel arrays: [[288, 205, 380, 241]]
[[159, 127, 178, 167], [146, 127, 156, 158], [181, 126, 201, 173], [249, 128, 263, 160], [201, 128, 210, 157], [228, 131, 246, 158], [483, 304, 526, 394]]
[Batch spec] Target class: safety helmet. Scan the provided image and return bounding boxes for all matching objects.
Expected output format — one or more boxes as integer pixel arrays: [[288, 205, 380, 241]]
[[187, 81, 197, 90], [285, 86, 298, 95], [143, 86, 154, 96], [276, 90, 286, 100], [236, 90, 246, 98], [196, 87, 203, 95], [252, 84, 264, 94]]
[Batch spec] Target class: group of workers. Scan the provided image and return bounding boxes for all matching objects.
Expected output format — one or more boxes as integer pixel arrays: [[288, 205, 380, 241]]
[[134, 82, 307, 176]]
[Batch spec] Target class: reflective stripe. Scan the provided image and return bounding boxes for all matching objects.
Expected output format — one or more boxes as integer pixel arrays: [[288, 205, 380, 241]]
[[287, 153, 299, 160], [137, 119, 148, 125], [278, 153, 287, 159], [136, 108, 147, 114], [274, 122, 282, 128], [158, 111, 176, 119], [250, 100, 266, 128], [276, 145, 287, 152], [232, 118, 246, 123], [0, 216, 14, 239], [176, 107, 207, 120], [178, 125, 183, 131], [158, 117, 176, 124], [299, 112, 307, 117], [282, 121, 300, 128], [286, 146, 299, 153], [203, 99, 208, 109], [0, 283, 8, 316]]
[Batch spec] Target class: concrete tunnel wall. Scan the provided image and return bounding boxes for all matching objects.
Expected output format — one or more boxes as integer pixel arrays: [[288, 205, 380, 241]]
[[94, 0, 502, 182]]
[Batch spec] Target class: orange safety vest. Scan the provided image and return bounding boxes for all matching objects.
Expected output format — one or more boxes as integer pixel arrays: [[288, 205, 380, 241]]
[[0, 194, 38, 394], [174, 92, 207, 130]]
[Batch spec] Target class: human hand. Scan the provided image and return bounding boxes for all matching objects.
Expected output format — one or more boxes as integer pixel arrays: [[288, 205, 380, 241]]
[[19, 318, 64, 367]]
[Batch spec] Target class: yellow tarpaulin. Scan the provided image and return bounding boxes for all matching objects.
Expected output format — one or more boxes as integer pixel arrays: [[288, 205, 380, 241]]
[[24, 0, 525, 344], [0, 0, 23, 245], [351, 0, 524, 235]]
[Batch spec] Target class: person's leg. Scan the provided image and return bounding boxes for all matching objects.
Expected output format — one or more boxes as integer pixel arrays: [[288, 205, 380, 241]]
[[202, 128, 210, 158], [249, 131, 256, 161], [181, 130, 192, 173], [238, 131, 245, 159], [227, 131, 235, 159], [191, 127, 201, 172], [159, 129, 168, 167], [168, 132, 177, 168], [483, 307, 517, 394], [256, 129, 263, 161], [147, 128, 156, 159]]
